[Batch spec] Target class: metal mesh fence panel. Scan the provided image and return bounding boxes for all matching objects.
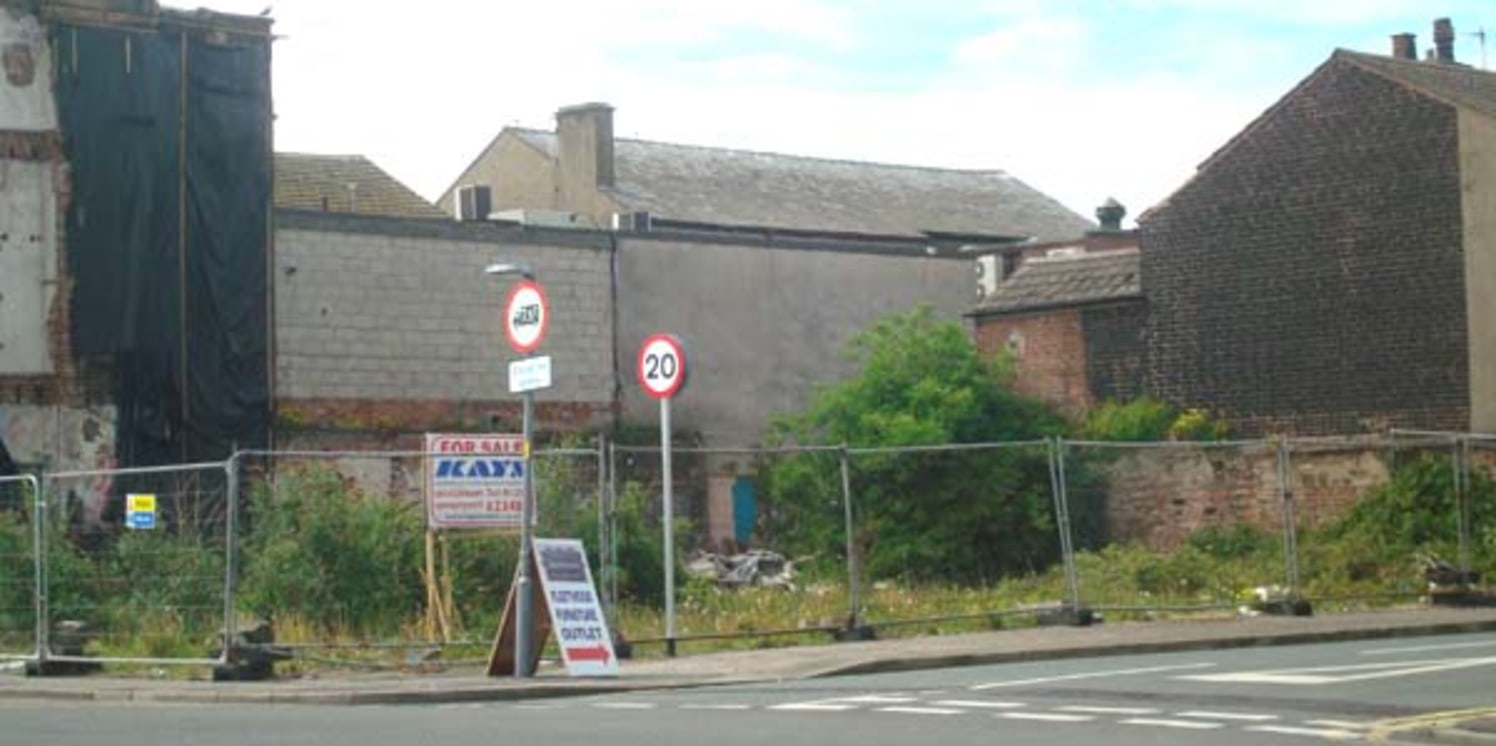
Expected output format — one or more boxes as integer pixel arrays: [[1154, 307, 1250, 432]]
[[1285, 436, 1407, 608], [1468, 436, 1496, 591], [41, 461, 231, 666], [1060, 440, 1284, 616], [848, 441, 1063, 633], [610, 444, 847, 654], [237, 443, 604, 665], [0, 474, 40, 660]]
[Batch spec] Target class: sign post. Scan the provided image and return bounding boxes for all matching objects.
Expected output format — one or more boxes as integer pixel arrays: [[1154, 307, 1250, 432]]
[[637, 333, 687, 656], [502, 275, 550, 678]]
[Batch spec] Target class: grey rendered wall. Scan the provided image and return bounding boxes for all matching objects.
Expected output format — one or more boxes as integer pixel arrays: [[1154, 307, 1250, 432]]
[[274, 214, 616, 417], [614, 236, 974, 444]]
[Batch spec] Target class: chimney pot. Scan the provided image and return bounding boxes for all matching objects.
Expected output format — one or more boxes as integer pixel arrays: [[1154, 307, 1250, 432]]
[[1391, 33, 1417, 60], [1095, 197, 1126, 232], [1433, 17, 1456, 63]]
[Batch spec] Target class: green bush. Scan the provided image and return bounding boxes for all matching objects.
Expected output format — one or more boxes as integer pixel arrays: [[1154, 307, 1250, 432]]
[[1080, 398, 1229, 442], [1329, 455, 1496, 554], [238, 466, 424, 635]]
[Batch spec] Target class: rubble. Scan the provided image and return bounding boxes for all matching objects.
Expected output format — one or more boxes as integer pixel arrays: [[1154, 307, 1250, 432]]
[[685, 549, 796, 589]]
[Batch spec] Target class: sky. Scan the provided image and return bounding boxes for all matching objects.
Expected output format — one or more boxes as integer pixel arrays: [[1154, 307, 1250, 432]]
[[201, 1, 1492, 226]]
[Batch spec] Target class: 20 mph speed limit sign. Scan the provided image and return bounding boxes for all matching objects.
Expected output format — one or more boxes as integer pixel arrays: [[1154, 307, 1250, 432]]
[[637, 333, 687, 399], [504, 279, 549, 354]]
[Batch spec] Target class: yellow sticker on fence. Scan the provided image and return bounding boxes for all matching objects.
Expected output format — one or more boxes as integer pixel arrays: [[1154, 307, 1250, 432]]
[[126, 493, 157, 530]]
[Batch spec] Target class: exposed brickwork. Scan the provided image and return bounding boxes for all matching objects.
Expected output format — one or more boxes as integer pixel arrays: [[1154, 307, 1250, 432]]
[[973, 309, 1092, 418], [1082, 302, 1147, 403], [1099, 437, 1390, 551], [277, 396, 612, 444], [1140, 59, 1469, 436]]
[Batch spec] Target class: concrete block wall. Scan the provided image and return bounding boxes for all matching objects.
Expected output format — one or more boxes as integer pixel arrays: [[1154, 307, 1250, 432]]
[[273, 212, 617, 437]]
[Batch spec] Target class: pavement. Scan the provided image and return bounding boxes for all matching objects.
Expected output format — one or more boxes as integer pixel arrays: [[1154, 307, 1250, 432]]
[[4, 605, 1496, 740]]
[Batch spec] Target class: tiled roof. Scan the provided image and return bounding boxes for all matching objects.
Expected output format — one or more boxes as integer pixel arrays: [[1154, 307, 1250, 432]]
[[1337, 50, 1496, 119], [275, 153, 444, 219], [514, 130, 1091, 243], [974, 249, 1141, 315]]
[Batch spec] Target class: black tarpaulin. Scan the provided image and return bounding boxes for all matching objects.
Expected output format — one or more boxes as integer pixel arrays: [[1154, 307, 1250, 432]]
[[55, 24, 270, 469]]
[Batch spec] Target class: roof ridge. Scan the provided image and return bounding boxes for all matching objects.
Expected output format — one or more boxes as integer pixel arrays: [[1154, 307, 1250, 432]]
[[518, 126, 1009, 176]]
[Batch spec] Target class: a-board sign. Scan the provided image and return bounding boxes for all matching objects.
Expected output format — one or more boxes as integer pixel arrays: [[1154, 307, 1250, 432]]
[[534, 538, 618, 677], [126, 493, 157, 530], [503, 279, 549, 355], [425, 433, 527, 529], [486, 538, 618, 678], [637, 333, 687, 400]]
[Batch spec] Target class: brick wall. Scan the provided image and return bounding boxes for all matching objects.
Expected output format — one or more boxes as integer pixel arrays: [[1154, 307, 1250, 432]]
[[273, 212, 617, 438], [1097, 437, 1391, 551], [1083, 302, 1147, 404], [1140, 59, 1469, 435], [973, 309, 1093, 418]]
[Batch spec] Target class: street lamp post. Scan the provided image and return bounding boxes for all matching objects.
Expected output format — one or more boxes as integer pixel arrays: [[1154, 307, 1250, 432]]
[[486, 261, 542, 679]]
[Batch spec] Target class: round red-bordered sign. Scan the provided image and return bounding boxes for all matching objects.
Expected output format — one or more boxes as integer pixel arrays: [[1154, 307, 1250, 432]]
[[637, 333, 687, 400], [503, 279, 549, 354]]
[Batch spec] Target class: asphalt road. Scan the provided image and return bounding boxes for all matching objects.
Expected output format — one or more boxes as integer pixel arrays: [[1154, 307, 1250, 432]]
[[8, 631, 1496, 746]]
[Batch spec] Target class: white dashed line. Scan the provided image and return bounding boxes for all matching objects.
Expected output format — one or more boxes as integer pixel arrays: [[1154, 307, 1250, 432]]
[[998, 712, 1096, 723], [591, 702, 657, 710], [972, 662, 1215, 690], [1248, 725, 1361, 739], [1175, 710, 1279, 722], [770, 702, 859, 712], [1362, 640, 1496, 656], [931, 700, 1027, 710], [510, 704, 564, 710], [1057, 706, 1160, 715], [1121, 718, 1224, 730], [1305, 719, 1373, 730], [679, 704, 752, 711], [876, 706, 965, 716], [841, 695, 919, 704]]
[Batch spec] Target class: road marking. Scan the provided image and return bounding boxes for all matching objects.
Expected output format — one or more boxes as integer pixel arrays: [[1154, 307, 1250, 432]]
[[1305, 720, 1372, 730], [998, 712, 1095, 723], [511, 703, 564, 710], [592, 702, 657, 710], [679, 704, 752, 711], [1175, 710, 1279, 722], [770, 702, 860, 712], [1057, 706, 1160, 715], [1247, 725, 1360, 739], [841, 694, 918, 704], [877, 706, 965, 716], [972, 662, 1215, 690], [1180, 655, 1496, 685], [1121, 718, 1223, 730], [1362, 640, 1496, 656], [932, 700, 1027, 710]]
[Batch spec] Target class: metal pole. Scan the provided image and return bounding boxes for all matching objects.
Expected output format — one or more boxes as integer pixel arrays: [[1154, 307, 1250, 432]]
[[1276, 438, 1301, 597], [661, 397, 677, 657], [1051, 438, 1081, 611], [1457, 437, 1472, 577], [221, 454, 240, 663], [29, 474, 46, 665], [596, 434, 608, 620], [839, 445, 859, 631], [514, 389, 536, 678], [607, 440, 619, 612]]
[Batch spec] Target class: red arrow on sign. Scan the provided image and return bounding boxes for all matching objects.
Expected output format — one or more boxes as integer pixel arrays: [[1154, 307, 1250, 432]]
[[567, 644, 611, 664]]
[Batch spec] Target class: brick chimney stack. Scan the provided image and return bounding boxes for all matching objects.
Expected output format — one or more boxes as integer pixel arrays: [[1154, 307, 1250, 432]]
[[556, 102, 616, 188], [1391, 33, 1417, 60], [1433, 18, 1456, 63]]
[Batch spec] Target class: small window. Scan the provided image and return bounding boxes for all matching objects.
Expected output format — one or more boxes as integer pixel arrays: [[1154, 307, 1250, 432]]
[[1006, 330, 1025, 358]]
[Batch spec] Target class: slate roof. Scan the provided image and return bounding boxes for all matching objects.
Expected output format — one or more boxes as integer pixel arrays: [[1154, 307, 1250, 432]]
[[973, 249, 1141, 315], [1337, 50, 1496, 118], [275, 153, 444, 219], [513, 129, 1091, 243]]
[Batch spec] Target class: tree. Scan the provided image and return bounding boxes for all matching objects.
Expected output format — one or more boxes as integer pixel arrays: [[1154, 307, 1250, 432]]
[[761, 306, 1074, 584]]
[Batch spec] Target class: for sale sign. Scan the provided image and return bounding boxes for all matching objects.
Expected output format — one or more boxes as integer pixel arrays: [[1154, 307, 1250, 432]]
[[425, 433, 527, 529], [534, 538, 618, 677]]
